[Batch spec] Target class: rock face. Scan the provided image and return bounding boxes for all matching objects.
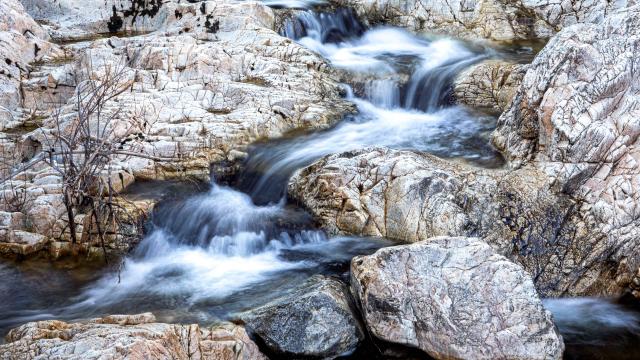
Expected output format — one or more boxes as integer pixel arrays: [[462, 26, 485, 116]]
[[242, 276, 364, 359], [288, 147, 591, 297], [350, 236, 564, 360], [339, 0, 632, 42], [454, 60, 527, 114], [290, 6, 640, 299], [0, 0, 62, 126], [0, 0, 350, 257], [0, 313, 266, 360], [493, 5, 640, 294]]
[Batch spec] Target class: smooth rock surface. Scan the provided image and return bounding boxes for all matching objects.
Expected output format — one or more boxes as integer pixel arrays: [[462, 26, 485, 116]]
[[0, 313, 266, 360], [242, 275, 364, 359], [350, 236, 564, 360]]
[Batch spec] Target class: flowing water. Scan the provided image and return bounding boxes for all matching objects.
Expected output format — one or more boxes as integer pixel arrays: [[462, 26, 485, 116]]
[[0, 4, 638, 359], [544, 297, 640, 359]]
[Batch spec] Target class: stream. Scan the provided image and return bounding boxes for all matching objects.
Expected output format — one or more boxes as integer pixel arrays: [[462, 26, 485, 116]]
[[0, 3, 639, 359]]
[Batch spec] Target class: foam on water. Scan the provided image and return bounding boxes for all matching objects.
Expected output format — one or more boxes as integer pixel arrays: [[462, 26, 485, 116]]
[[71, 183, 325, 308]]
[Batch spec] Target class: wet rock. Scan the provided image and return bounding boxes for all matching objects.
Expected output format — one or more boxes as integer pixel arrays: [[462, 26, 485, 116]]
[[454, 60, 527, 114], [338, 0, 631, 42], [350, 236, 564, 360], [242, 275, 364, 359], [0, 313, 266, 360]]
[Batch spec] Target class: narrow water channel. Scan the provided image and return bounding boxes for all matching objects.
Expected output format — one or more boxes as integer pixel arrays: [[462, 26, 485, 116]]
[[0, 3, 638, 359]]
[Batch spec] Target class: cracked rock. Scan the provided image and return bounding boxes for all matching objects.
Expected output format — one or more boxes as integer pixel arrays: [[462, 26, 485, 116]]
[[350, 236, 564, 360]]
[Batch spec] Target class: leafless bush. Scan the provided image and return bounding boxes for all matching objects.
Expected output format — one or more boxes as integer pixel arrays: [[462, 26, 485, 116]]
[[1, 57, 177, 261]]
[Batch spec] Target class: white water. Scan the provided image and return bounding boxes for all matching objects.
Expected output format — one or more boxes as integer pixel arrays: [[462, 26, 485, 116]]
[[242, 12, 499, 202], [72, 184, 325, 308]]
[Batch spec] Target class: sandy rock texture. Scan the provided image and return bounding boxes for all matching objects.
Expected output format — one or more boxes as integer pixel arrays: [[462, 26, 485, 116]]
[[0, 313, 266, 360], [337, 0, 632, 42], [351, 236, 564, 360]]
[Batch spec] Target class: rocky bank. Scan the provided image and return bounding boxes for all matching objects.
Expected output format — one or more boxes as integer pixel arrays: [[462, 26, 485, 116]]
[[0, 0, 350, 258], [0, 313, 266, 360]]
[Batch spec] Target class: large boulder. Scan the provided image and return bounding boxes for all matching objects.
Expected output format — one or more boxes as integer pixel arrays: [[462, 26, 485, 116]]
[[242, 275, 364, 359], [337, 0, 631, 42], [0, 313, 266, 360], [350, 236, 564, 360]]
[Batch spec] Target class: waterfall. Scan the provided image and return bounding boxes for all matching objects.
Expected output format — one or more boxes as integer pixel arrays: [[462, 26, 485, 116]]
[[237, 10, 499, 204]]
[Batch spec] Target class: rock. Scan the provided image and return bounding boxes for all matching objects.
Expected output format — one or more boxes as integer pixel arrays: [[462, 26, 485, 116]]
[[493, 5, 640, 295], [0, 313, 266, 360], [338, 0, 631, 42], [350, 236, 564, 360], [22, 0, 172, 41], [242, 275, 364, 359], [0, 0, 61, 126], [288, 145, 640, 298], [288, 147, 559, 249], [0, 229, 48, 255], [454, 60, 527, 114]]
